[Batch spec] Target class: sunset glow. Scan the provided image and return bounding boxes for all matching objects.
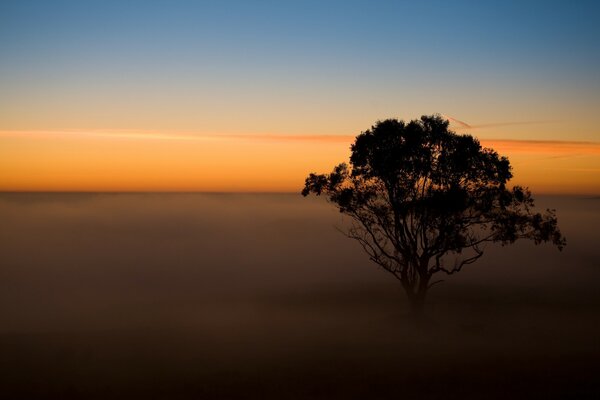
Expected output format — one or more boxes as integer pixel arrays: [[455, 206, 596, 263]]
[[2, 2, 600, 398], [1, 128, 599, 194], [1, 1, 599, 194]]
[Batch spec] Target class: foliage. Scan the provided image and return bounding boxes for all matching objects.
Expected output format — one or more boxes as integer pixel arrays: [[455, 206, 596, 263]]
[[302, 115, 565, 313]]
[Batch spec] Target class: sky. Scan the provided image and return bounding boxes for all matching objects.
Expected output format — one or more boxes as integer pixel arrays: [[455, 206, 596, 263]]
[[1, 0, 599, 193]]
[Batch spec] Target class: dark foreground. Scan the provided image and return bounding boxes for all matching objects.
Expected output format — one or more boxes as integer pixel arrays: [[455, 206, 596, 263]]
[[1, 193, 599, 399]]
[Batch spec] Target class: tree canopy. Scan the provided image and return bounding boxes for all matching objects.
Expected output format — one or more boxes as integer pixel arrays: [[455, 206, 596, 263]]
[[302, 115, 565, 314]]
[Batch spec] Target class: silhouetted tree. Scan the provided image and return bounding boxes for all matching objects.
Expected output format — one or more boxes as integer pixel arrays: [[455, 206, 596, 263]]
[[302, 115, 565, 316]]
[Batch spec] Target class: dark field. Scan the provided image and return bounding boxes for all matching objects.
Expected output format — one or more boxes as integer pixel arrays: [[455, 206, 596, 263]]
[[1, 193, 599, 399]]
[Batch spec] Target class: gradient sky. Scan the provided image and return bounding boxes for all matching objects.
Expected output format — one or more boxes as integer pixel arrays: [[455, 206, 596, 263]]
[[1, 0, 599, 193]]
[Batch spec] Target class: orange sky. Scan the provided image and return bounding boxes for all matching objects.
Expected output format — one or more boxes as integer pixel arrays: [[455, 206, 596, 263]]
[[2, 2, 600, 195], [1, 128, 599, 194]]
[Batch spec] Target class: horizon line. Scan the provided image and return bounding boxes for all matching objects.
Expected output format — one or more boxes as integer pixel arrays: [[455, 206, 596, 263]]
[[1, 190, 597, 197]]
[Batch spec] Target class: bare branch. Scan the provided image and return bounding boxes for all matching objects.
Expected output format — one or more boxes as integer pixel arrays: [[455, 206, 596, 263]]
[[428, 279, 445, 289]]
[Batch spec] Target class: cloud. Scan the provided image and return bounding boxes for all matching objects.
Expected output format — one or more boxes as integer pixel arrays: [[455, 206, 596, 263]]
[[2, 129, 599, 156], [441, 114, 472, 129], [480, 139, 600, 156], [440, 116, 600, 156], [442, 115, 556, 130], [0, 130, 354, 143], [220, 134, 354, 143]]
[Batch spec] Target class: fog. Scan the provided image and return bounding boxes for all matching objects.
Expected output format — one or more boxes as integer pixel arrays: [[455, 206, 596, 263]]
[[1, 193, 599, 399]]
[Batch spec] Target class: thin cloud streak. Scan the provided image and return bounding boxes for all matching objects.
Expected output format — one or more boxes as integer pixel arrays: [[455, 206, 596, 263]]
[[443, 114, 556, 130], [442, 114, 472, 129], [481, 139, 600, 156], [1, 130, 599, 155], [0, 130, 354, 143]]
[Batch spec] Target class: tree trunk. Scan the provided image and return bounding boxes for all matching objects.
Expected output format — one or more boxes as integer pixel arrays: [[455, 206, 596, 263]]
[[406, 277, 429, 320], [408, 290, 427, 318]]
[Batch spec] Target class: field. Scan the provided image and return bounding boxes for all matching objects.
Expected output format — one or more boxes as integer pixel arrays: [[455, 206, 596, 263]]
[[1, 193, 598, 399]]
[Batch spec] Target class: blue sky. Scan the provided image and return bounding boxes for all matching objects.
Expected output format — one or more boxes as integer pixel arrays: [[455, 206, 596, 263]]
[[1, 0, 600, 192], [1, 0, 599, 139]]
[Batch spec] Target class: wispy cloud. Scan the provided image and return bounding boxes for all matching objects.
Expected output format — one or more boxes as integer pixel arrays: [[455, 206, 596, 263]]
[[2, 129, 599, 156], [219, 134, 354, 143], [0, 130, 354, 143], [440, 116, 600, 156], [442, 114, 472, 129], [480, 139, 600, 156], [442, 114, 556, 130]]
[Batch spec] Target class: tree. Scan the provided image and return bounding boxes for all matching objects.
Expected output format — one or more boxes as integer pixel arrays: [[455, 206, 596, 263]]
[[302, 115, 565, 316]]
